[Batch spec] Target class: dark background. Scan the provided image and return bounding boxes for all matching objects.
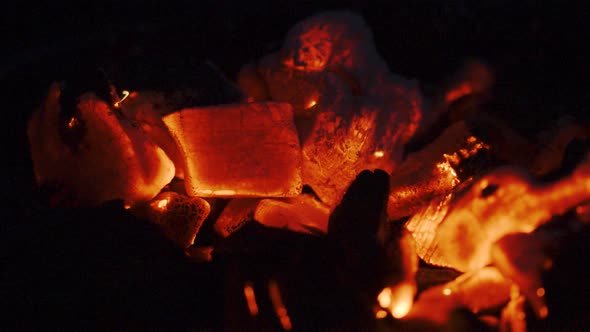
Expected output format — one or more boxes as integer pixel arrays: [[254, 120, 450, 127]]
[[2, 0, 590, 330]]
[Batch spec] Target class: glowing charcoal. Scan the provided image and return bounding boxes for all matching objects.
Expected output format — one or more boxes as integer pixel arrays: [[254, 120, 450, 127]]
[[377, 282, 416, 319], [254, 194, 330, 235], [237, 12, 426, 207], [280, 11, 389, 86], [214, 198, 260, 238], [406, 267, 511, 325], [301, 98, 378, 207], [500, 290, 527, 332], [27, 83, 175, 207], [253, 52, 352, 118], [492, 233, 553, 319], [117, 90, 186, 178], [407, 152, 590, 272], [277, 10, 425, 136], [377, 227, 419, 319], [146, 191, 210, 249], [162, 102, 302, 198], [388, 122, 489, 220]]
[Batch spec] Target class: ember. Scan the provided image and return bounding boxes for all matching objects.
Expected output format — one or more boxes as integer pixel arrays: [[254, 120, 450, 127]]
[[11, 4, 590, 332]]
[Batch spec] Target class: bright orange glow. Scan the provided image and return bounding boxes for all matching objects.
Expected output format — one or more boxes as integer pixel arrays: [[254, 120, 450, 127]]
[[305, 99, 317, 109], [510, 284, 521, 299], [388, 124, 490, 221], [536, 288, 545, 297], [255, 195, 330, 235], [113, 90, 130, 108], [268, 279, 292, 330], [373, 150, 385, 158], [377, 287, 392, 308], [302, 109, 378, 207], [212, 190, 237, 196], [411, 154, 590, 272], [27, 87, 175, 207], [156, 198, 169, 210], [243, 282, 259, 316], [436, 160, 459, 185], [163, 103, 302, 198], [391, 285, 414, 318], [375, 310, 388, 319], [442, 288, 452, 296], [377, 282, 415, 319], [67, 117, 78, 128], [459, 148, 470, 158]]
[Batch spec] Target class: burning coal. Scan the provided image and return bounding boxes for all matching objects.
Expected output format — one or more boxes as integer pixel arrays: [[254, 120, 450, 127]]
[[25, 10, 590, 331]]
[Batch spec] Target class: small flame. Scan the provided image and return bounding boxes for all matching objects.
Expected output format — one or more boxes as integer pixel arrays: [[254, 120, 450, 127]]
[[373, 150, 385, 158], [437, 160, 460, 185], [442, 288, 452, 296], [113, 90, 130, 108], [377, 282, 416, 319], [305, 99, 317, 109], [243, 282, 259, 317], [67, 117, 79, 128], [157, 199, 169, 210], [375, 310, 388, 319], [377, 287, 392, 308]]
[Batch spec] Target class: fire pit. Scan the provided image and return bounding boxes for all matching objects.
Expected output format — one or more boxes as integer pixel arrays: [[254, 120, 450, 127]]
[[4, 2, 590, 331]]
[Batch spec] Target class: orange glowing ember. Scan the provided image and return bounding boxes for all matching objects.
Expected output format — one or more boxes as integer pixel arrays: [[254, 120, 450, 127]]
[[373, 150, 385, 158], [377, 287, 392, 308], [388, 123, 489, 220], [162, 102, 302, 198], [377, 282, 415, 319], [445, 83, 473, 103], [409, 151, 590, 272], [305, 99, 317, 109], [27, 84, 175, 206], [156, 198, 169, 210], [113, 90, 130, 108], [375, 310, 388, 319], [268, 279, 292, 331], [146, 191, 210, 249], [243, 282, 259, 317], [67, 117, 78, 128]]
